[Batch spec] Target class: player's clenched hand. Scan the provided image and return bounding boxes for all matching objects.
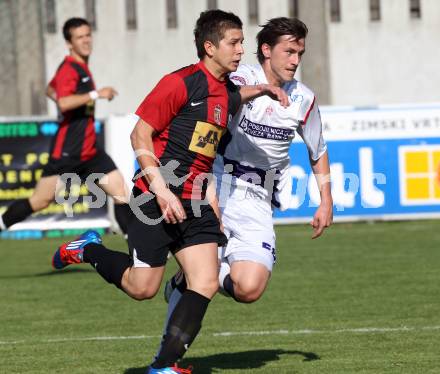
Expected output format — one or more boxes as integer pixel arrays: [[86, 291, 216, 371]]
[[310, 203, 333, 239], [260, 84, 289, 107], [98, 87, 118, 101], [155, 188, 187, 224]]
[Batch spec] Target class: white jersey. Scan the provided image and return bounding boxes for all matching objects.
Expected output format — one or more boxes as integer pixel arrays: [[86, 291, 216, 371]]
[[215, 63, 327, 211]]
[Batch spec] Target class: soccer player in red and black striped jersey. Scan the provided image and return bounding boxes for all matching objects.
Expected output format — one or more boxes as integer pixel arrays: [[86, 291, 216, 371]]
[[51, 11, 288, 373], [0, 18, 131, 236]]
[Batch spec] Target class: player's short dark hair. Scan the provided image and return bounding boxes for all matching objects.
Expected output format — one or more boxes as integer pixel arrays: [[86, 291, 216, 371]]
[[194, 10, 243, 59], [256, 17, 308, 64], [62, 17, 90, 41]]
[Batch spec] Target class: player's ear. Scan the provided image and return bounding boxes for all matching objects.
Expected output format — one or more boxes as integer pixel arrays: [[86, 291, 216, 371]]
[[66, 40, 73, 51], [204, 40, 216, 58], [261, 43, 271, 60]]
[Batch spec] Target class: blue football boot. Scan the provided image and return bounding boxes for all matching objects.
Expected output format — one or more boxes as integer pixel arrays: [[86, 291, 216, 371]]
[[146, 364, 192, 373], [52, 230, 102, 269]]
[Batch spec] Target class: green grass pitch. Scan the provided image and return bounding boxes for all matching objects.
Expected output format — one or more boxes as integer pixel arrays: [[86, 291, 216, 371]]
[[1, 220, 439, 373]]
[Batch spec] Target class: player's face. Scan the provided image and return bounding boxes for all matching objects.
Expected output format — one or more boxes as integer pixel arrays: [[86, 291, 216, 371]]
[[67, 25, 93, 60], [264, 35, 305, 86], [210, 28, 244, 76]]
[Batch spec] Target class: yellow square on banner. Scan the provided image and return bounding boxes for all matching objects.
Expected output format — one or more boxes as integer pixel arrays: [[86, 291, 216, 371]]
[[405, 151, 429, 173], [434, 152, 440, 198], [433, 151, 440, 173], [435, 179, 440, 199], [406, 177, 430, 199]]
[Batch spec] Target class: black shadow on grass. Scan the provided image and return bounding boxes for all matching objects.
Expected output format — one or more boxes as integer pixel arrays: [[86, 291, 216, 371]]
[[124, 349, 319, 373], [0, 267, 94, 279]]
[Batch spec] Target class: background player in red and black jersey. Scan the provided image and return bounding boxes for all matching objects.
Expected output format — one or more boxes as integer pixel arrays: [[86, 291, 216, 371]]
[[0, 18, 131, 237], [52, 11, 288, 373]]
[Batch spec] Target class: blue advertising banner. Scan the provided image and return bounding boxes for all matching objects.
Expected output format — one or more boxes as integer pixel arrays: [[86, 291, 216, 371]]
[[274, 103, 440, 223], [274, 138, 440, 222]]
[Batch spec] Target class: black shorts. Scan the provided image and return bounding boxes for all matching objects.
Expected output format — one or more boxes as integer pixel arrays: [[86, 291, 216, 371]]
[[41, 150, 117, 182], [127, 198, 227, 267]]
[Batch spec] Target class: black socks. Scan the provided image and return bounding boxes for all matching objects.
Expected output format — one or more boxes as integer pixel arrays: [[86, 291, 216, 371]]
[[0, 200, 133, 236], [83, 243, 131, 289], [170, 271, 237, 301], [152, 290, 210, 368], [1, 199, 33, 229]]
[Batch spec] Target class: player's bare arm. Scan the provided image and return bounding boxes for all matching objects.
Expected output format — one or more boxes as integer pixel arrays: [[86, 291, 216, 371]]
[[310, 150, 333, 239], [130, 118, 186, 224], [97, 86, 118, 100], [46, 84, 57, 102], [240, 84, 289, 107], [57, 86, 118, 113]]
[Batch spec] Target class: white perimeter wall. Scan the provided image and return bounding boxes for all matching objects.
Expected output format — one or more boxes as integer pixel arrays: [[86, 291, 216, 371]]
[[43, 0, 440, 111], [327, 0, 440, 106], [43, 0, 291, 118]]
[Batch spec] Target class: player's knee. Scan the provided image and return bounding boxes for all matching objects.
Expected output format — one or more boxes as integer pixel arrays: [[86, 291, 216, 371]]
[[189, 278, 219, 299], [236, 293, 262, 304], [129, 284, 159, 300], [235, 283, 265, 303]]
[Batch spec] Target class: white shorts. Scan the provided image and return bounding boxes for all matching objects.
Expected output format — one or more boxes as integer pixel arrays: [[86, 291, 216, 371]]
[[217, 179, 276, 272]]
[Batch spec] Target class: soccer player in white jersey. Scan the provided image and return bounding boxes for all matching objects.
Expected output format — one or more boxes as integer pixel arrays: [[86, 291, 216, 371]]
[[165, 17, 333, 307]]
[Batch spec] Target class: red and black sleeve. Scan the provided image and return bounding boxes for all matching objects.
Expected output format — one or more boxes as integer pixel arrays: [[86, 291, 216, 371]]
[[135, 73, 187, 133], [52, 63, 80, 98]]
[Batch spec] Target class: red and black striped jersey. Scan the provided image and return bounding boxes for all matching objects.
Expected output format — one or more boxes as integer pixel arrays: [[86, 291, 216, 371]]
[[48, 56, 97, 161], [134, 61, 242, 200]]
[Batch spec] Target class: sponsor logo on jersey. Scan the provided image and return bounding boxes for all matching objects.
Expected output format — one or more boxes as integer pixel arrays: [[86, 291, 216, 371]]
[[290, 94, 304, 103], [189, 121, 225, 158], [238, 116, 294, 141], [230, 75, 247, 85]]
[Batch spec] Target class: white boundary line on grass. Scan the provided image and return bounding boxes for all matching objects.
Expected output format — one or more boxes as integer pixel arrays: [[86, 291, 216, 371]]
[[1, 325, 440, 346], [213, 325, 440, 337]]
